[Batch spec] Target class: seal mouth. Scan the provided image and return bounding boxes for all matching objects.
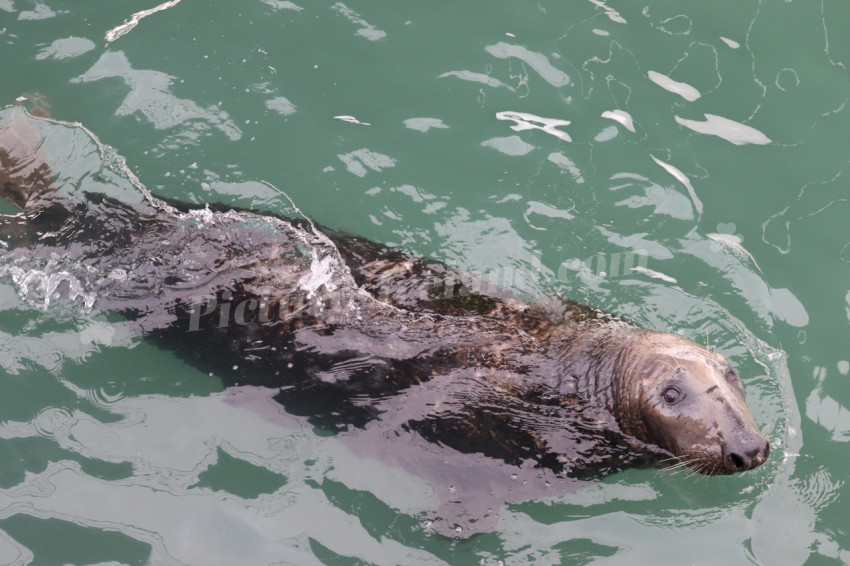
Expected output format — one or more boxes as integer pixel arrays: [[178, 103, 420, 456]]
[[663, 438, 771, 476], [661, 451, 726, 477]]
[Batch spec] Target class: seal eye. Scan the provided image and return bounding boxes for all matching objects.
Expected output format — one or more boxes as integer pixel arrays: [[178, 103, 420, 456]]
[[725, 370, 740, 385], [662, 387, 681, 405]]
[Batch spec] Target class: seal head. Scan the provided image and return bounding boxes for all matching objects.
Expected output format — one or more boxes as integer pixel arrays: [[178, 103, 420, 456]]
[[614, 331, 769, 475]]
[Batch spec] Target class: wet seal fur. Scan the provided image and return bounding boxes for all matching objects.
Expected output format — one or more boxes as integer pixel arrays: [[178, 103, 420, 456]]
[[0, 110, 769, 526]]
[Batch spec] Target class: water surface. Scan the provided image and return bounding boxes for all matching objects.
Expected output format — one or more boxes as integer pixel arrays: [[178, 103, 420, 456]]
[[1, 1, 849, 564]]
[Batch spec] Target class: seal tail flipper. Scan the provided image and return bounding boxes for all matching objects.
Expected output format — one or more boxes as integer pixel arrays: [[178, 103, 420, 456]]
[[0, 113, 58, 210]]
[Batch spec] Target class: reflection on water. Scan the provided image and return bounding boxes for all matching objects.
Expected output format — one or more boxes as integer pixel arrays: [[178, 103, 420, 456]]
[[2, 0, 850, 562], [0, 98, 794, 565], [0, 387, 441, 565], [74, 51, 242, 141]]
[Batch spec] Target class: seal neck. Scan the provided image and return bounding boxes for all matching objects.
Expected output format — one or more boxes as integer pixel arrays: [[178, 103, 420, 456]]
[[549, 320, 649, 425]]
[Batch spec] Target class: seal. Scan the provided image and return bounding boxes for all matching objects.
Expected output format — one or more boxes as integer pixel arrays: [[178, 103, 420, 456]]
[[0, 110, 769, 481]]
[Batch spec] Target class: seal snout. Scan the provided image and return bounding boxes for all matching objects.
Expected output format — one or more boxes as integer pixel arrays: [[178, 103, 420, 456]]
[[722, 435, 770, 473]]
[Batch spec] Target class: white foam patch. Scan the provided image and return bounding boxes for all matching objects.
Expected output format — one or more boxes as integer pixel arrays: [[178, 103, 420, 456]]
[[601, 109, 635, 133], [298, 249, 339, 298], [596, 226, 674, 260], [630, 265, 678, 284], [35, 37, 96, 60], [708, 231, 744, 248], [675, 114, 772, 146], [438, 70, 514, 90], [390, 184, 436, 202], [525, 201, 575, 221], [18, 2, 55, 20], [485, 43, 570, 87], [331, 2, 386, 41], [334, 115, 371, 126], [105, 0, 182, 43], [720, 36, 740, 49], [403, 118, 448, 132], [337, 149, 395, 177], [260, 0, 303, 10], [770, 287, 809, 327], [846, 290, 850, 323], [266, 97, 296, 116], [547, 152, 584, 183], [587, 0, 627, 24], [496, 111, 572, 142], [647, 70, 701, 102], [594, 125, 618, 142], [481, 135, 535, 156], [650, 155, 703, 217], [186, 205, 216, 226]]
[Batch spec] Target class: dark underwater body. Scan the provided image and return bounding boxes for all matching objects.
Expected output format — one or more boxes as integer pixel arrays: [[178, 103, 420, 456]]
[[0, 169, 652, 476], [0, 109, 769, 534]]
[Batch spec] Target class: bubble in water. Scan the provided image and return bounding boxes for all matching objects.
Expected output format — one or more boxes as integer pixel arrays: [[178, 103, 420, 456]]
[[90, 380, 126, 405], [33, 407, 74, 439]]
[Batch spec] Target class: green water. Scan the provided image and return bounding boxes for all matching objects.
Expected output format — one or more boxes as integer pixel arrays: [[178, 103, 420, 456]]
[[1, 0, 849, 564]]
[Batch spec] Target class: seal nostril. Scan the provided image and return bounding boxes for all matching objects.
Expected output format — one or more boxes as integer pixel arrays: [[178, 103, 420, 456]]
[[726, 438, 770, 472], [729, 452, 745, 471]]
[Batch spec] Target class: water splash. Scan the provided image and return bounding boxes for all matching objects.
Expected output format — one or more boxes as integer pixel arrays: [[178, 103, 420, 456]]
[[1, 262, 97, 312]]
